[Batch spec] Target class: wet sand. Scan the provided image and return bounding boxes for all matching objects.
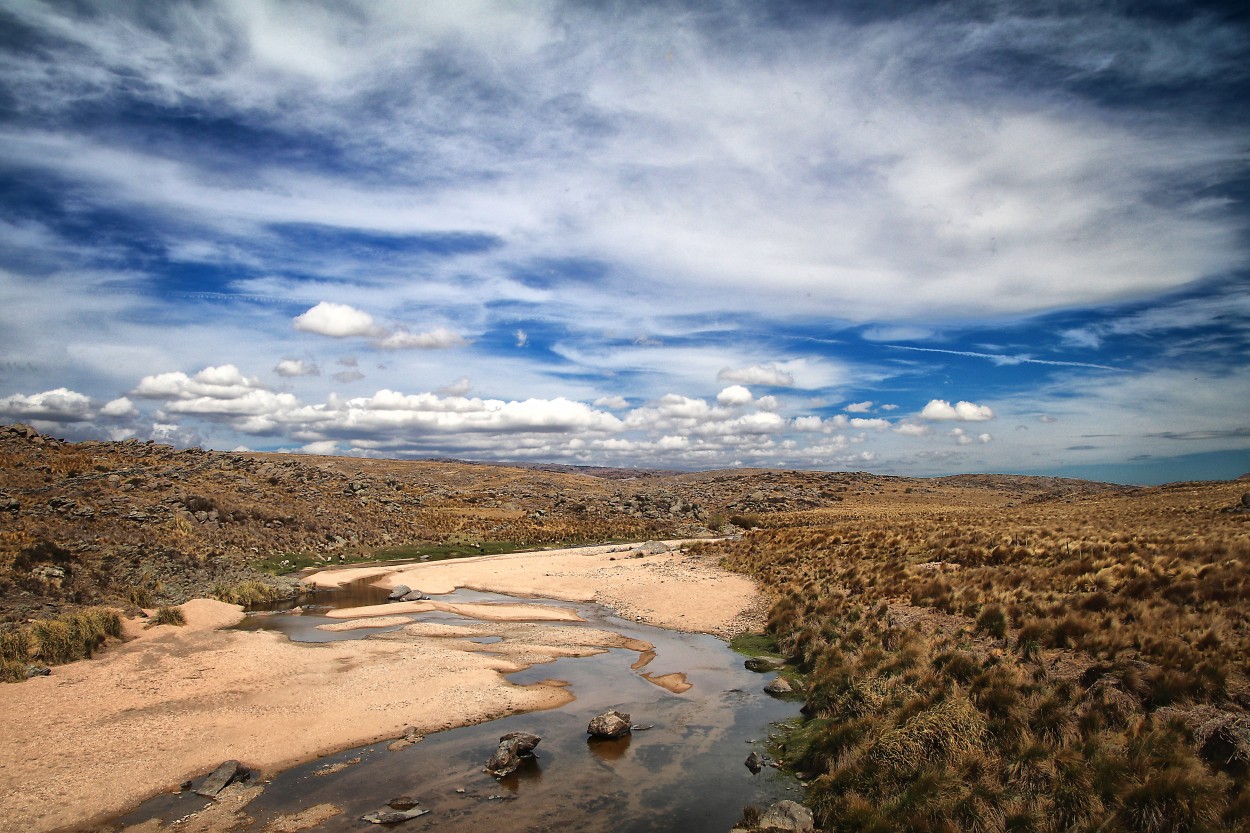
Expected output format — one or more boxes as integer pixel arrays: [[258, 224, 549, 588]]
[[0, 541, 761, 833]]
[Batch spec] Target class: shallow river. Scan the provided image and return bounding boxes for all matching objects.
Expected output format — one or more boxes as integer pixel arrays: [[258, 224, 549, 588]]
[[113, 577, 802, 832]]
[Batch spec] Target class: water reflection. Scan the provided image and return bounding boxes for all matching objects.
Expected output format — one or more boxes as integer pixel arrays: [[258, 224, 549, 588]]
[[113, 577, 802, 833]]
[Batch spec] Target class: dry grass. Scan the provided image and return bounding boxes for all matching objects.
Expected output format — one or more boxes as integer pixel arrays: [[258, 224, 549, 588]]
[[706, 479, 1250, 832], [0, 606, 122, 681]]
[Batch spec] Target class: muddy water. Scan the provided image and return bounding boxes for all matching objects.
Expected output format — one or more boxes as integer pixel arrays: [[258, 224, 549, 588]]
[[116, 579, 802, 833]]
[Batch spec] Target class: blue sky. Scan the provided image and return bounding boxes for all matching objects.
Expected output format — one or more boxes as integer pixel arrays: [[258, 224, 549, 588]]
[[0, 0, 1247, 484]]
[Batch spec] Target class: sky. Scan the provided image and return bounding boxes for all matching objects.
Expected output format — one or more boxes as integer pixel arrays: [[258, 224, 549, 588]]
[[0, 0, 1248, 484]]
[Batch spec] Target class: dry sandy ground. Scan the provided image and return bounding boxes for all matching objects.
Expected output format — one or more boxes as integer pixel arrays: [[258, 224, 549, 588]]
[[0, 541, 760, 833]]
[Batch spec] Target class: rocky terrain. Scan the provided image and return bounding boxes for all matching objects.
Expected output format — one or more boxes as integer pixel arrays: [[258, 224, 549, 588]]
[[0, 422, 1145, 625]]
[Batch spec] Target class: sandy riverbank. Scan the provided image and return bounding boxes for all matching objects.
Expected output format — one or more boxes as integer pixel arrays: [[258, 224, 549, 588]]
[[0, 540, 761, 832]]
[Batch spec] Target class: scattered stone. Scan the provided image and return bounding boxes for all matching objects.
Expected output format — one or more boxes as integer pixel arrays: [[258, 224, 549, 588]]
[[387, 585, 411, 601], [361, 807, 429, 824], [388, 726, 425, 751], [744, 657, 785, 672], [195, 760, 246, 798], [179, 780, 193, 791], [587, 710, 632, 739], [765, 677, 795, 696], [745, 751, 766, 774], [758, 800, 815, 832], [484, 732, 541, 777]]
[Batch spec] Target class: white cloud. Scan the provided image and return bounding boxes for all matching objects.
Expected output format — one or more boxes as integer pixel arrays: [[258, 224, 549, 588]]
[[893, 422, 932, 437], [594, 395, 629, 409], [845, 401, 873, 413], [515, 329, 529, 347], [716, 385, 754, 406], [439, 376, 473, 396], [376, 327, 467, 350], [100, 396, 138, 418], [849, 417, 890, 431], [300, 440, 339, 455], [793, 415, 824, 432], [275, 358, 319, 377], [718, 363, 795, 387], [921, 399, 995, 421], [0, 388, 93, 422], [293, 302, 379, 338], [134, 365, 262, 400]]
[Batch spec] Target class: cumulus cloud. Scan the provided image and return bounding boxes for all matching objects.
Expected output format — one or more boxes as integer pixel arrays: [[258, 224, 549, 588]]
[[849, 417, 890, 431], [845, 401, 873, 413], [921, 399, 995, 422], [0, 388, 93, 421], [515, 329, 529, 347], [716, 385, 754, 406], [594, 395, 629, 409], [893, 422, 932, 437], [100, 397, 138, 418], [376, 327, 467, 350], [718, 364, 795, 387], [293, 302, 379, 338], [275, 358, 319, 377], [134, 365, 261, 400], [793, 415, 824, 432]]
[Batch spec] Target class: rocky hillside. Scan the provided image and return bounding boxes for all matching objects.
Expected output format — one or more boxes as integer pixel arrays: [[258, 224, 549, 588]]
[[0, 422, 1171, 624]]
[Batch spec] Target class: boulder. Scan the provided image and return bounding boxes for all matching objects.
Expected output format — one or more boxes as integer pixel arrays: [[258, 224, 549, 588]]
[[484, 732, 541, 777], [195, 760, 245, 798], [765, 677, 794, 696], [587, 710, 632, 739], [745, 751, 766, 774], [758, 800, 815, 832], [400, 590, 429, 602], [387, 585, 411, 601], [744, 657, 785, 672]]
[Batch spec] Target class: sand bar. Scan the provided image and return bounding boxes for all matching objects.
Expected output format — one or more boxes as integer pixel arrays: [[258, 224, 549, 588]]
[[0, 542, 760, 833]]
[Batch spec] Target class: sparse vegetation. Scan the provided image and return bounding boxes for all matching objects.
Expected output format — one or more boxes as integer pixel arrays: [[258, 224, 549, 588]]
[[704, 479, 1250, 832], [212, 580, 285, 607], [146, 605, 186, 627], [1, 606, 122, 680]]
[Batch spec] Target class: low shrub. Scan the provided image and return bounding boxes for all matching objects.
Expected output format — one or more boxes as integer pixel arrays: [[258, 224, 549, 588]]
[[147, 606, 186, 627]]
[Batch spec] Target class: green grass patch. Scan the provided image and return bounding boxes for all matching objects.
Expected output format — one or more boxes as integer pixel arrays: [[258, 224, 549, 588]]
[[372, 540, 527, 561], [730, 632, 783, 657]]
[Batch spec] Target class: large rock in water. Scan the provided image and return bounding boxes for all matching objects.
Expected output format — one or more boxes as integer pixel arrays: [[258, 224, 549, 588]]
[[387, 585, 411, 601], [587, 710, 632, 738], [758, 800, 815, 832], [765, 676, 794, 696], [484, 732, 542, 777]]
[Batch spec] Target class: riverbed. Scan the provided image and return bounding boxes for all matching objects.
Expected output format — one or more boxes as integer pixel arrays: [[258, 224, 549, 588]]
[[113, 579, 802, 832]]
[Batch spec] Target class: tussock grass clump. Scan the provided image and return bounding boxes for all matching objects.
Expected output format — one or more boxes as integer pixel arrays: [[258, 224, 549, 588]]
[[1, 606, 122, 681], [213, 579, 283, 606], [147, 605, 186, 627]]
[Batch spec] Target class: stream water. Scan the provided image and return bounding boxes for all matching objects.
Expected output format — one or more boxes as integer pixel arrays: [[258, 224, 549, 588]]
[[112, 576, 802, 833]]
